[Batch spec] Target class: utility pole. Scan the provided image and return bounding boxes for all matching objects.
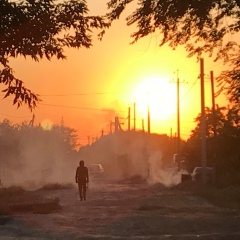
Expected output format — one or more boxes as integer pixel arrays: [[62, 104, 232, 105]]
[[200, 58, 207, 184], [172, 70, 182, 164], [147, 105, 150, 134], [210, 70, 217, 184], [170, 127, 173, 161], [176, 70, 181, 162], [210, 71, 217, 141], [128, 106, 131, 131], [114, 117, 119, 132], [142, 119, 145, 132], [133, 102, 136, 131]]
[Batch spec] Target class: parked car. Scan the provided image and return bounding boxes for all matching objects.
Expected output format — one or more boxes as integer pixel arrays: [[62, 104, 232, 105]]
[[89, 163, 105, 178], [191, 166, 215, 184]]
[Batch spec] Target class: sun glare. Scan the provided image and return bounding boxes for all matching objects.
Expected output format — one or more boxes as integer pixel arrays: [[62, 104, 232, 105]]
[[132, 77, 176, 120]]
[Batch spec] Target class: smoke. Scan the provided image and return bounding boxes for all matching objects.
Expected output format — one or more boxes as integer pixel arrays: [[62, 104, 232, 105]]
[[0, 127, 185, 189], [0, 130, 77, 190], [147, 150, 186, 187], [1, 152, 76, 190], [79, 132, 185, 187]]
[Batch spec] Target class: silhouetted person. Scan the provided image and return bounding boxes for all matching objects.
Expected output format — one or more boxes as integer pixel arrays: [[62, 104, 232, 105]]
[[75, 160, 89, 201]]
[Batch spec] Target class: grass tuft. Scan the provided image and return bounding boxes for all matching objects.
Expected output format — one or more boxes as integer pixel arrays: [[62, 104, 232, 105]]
[[0, 185, 62, 217], [198, 185, 240, 210], [39, 182, 74, 190], [0, 185, 25, 196]]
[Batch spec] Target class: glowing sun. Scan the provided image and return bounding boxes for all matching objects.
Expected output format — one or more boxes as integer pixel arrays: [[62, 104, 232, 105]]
[[132, 77, 176, 120]]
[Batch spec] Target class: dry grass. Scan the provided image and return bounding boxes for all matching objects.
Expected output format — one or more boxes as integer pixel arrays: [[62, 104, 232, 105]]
[[198, 185, 240, 210], [118, 175, 148, 184], [0, 185, 61, 216], [171, 180, 240, 210], [0, 185, 25, 196], [39, 182, 74, 190], [9, 197, 61, 214]]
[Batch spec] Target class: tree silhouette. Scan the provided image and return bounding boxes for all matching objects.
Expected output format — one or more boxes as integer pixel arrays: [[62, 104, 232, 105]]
[[106, 0, 240, 106], [185, 105, 240, 185], [0, 0, 109, 110]]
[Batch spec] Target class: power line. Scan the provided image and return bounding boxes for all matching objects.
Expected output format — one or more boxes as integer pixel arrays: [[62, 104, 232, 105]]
[[39, 103, 126, 112], [180, 76, 199, 101], [1, 96, 127, 113], [0, 112, 32, 119], [39, 91, 130, 97]]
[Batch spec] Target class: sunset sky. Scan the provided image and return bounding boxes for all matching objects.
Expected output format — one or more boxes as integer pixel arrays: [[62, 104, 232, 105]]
[[0, 0, 230, 146]]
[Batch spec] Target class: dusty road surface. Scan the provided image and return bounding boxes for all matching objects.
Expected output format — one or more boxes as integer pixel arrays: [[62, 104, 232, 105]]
[[1, 178, 240, 240]]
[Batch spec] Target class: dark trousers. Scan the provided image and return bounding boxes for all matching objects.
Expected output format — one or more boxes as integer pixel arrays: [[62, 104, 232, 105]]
[[78, 181, 87, 200]]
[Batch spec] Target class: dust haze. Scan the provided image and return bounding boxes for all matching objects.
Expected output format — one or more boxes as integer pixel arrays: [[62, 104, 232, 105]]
[[0, 137, 77, 190], [79, 131, 185, 187], [0, 121, 78, 189], [0, 125, 184, 189]]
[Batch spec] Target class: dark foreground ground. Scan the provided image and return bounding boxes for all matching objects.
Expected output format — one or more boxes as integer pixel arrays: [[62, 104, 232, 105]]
[[0, 178, 240, 240]]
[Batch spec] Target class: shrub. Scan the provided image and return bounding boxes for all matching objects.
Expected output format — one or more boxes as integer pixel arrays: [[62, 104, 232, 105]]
[[39, 182, 74, 190]]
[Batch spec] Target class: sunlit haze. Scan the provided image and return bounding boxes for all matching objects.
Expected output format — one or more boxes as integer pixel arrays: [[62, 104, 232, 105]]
[[0, 0, 229, 146]]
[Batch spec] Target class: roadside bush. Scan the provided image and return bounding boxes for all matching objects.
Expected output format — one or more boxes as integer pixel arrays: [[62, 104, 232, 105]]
[[39, 182, 74, 190], [0, 185, 25, 196], [198, 185, 240, 210], [216, 169, 240, 188]]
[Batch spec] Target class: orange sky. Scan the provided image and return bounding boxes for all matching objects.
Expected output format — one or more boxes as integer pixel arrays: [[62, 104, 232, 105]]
[[0, 1, 230, 146]]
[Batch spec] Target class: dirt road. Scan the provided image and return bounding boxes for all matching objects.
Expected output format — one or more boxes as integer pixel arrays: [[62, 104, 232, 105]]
[[1, 178, 240, 240]]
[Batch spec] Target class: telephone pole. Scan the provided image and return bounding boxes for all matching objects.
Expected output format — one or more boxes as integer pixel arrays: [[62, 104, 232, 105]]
[[128, 106, 131, 131], [210, 70, 217, 184], [200, 58, 207, 184], [147, 105, 151, 134], [142, 119, 145, 132], [210, 71, 217, 140], [114, 117, 119, 132], [176, 70, 180, 161], [172, 70, 182, 163], [133, 102, 136, 131], [172, 70, 188, 167]]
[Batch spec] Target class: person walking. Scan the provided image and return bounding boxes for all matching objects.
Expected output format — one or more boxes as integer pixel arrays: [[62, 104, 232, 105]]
[[75, 160, 89, 201]]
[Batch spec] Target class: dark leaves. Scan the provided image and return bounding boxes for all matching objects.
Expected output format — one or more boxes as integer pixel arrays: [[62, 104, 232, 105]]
[[0, 0, 109, 109], [0, 66, 40, 111], [106, 0, 240, 58], [106, 0, 240, 107]]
